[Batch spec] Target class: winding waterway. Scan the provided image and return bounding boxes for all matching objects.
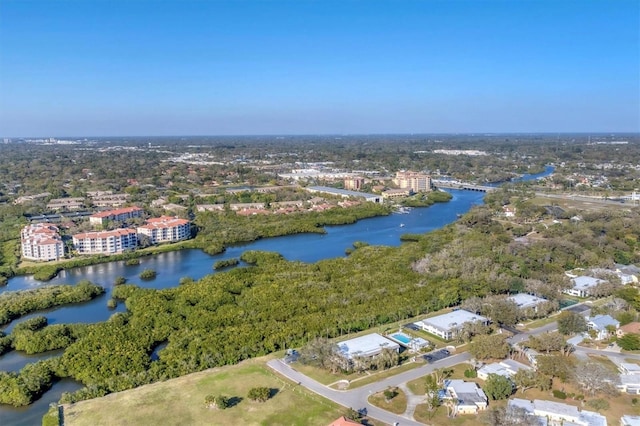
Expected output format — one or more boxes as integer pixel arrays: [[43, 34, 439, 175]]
[[0, 166, 553, 424]]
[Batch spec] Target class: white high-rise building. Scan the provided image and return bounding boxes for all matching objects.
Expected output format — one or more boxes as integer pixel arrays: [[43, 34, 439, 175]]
[[21, 224, 65, 261]]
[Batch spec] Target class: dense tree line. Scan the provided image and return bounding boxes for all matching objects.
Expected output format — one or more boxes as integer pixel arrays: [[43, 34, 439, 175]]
[[0, 281, 104, 326]]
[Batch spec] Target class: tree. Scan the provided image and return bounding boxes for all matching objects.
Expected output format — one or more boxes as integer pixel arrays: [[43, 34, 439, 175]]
[[247, 387, 271, 402], [204, 394, 230, 410], [423, 374, 441, 419], [526, 332, 573, 355], [536, 355, 574, 382], [557, 311, 587, 335], [618, 333, 640, 350], [487, 299, 519, 327], [383, 386, 398, 402], [483, 374, 513, 400], [574, 361, 619, 396], [512, 369, 537, 394], [469, 334, 510, 360], [483, 405, 542, 426]]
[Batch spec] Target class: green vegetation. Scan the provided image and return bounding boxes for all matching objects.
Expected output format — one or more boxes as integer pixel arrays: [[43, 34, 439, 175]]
[[139, 269, 157, 280], [400, 190, 452, 207], [0, 281, 104, 326], [247, 386, 271, 402], [213, 258, 239, 270], [124, 258, 140, 266], [59, 359, 345, 426], [32, 266, 62, 281], [618, 333, 640, 350], [483, 373, 514, 400], [0, 358, 59, 406]]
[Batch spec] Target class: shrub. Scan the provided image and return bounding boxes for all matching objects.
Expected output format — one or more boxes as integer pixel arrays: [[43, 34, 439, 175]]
[[204, 394, 229, 410], [247, 386, 271, 402], [586, 398, 609, 411], [107, 298, 117, 309], [114, 276, 127, 286], [139, 269, 156, 280], [464, 368, 477, 378], [125, 258, 140, 266], [552, 389, 566, 399], [632, 397, 638, 406], [383, 386, 398, 402]]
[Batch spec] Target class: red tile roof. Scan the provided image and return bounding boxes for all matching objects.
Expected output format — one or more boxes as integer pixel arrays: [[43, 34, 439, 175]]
[[73, 229, 137, 239], [328, 417, 361, 426], [90, 206, 143, 219]]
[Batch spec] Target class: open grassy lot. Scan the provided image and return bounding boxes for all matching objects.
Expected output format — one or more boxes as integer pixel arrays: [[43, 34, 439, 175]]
[[62, 357, 346, 426], [368, 388, 407, 414]]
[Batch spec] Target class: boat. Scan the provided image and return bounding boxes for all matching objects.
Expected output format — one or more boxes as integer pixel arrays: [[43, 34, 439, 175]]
[[400, 223, 405, 228]]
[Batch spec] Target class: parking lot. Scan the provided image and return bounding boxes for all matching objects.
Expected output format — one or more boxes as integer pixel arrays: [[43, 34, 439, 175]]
[[422, 348, 451, 363]]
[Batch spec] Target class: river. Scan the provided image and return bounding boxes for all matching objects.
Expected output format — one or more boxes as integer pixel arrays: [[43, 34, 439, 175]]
[[0, 166, 553, 424]]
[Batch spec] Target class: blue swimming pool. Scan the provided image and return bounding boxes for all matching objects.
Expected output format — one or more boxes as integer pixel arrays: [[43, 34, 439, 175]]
[[391, 333, 412, 344]]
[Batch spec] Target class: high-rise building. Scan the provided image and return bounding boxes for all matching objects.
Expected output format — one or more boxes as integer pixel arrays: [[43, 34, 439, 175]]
[[393, 171, 432, 193]]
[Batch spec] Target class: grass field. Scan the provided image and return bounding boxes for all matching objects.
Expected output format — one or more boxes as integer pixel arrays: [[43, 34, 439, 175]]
[[62, 357, 346, 426]]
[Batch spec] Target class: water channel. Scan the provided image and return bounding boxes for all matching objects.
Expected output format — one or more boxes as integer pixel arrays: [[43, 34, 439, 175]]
[[0, 166, 553, 424]]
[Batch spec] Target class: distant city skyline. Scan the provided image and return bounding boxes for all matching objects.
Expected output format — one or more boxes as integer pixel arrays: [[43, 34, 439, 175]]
[[0, 0, 638, 137]]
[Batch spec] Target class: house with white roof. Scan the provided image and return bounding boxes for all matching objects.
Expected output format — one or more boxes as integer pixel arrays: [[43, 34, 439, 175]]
[[509, 293, 548, 312], [618, 374, 640, 394], [564, 276, 606, 298], [586, 314, 619, 340], [508, 398, 607, 426], [621, 415, 640, 426], [477, 359, 532, 380], [336, 333, 400, 360], [620, 363, 640, 375], [415, 310, 489, 340], [442, 379, 488, 415]]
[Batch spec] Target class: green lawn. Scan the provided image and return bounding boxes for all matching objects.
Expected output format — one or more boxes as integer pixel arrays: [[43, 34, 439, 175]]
[[62, 358, 346, 426]]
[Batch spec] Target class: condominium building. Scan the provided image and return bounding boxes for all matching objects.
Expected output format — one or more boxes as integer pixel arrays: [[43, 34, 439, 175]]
[[393, 171, 432, 193], [46, 197, 85, 211], [344, 177, 365, 191], [137, 216, 191, 244], [72, 229, 138, 255], [21, 223, 65, 261], [89, 206, 144, 227]]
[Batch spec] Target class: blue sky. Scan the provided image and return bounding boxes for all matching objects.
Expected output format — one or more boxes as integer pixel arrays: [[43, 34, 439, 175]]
[[0, 0, 638, 136]]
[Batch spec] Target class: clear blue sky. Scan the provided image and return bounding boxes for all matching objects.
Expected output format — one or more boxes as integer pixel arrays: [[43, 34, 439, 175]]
[[0, 0, 638, 136]]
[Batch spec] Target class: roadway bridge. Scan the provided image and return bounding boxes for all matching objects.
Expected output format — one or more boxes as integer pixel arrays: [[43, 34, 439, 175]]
[[432, 180, 498, 192]]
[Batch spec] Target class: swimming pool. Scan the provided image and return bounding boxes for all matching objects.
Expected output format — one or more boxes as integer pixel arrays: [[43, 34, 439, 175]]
[[391, 333, 412, 344]]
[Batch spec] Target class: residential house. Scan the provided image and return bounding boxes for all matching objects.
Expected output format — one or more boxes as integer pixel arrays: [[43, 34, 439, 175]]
[[586, 314, 620, 340], [508, 398, 607, 426], [621, 415, 640, 426], [618, 374, 640, 395], [564, 276, 606, 298], [508, 293, 547, 313], [615, 264, 640, 285], [336, 333, 400, 360], [442, 379, 488, 415], [617, 322, 640, 338], [477, 359, 532, 381], [415, 310, 489, 340], [619, 363, 640, 375]]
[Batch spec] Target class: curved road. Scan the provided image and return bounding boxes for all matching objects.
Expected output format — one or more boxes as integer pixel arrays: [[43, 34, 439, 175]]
[[268, 352, 471, 426], [269, 318, 640, 425]]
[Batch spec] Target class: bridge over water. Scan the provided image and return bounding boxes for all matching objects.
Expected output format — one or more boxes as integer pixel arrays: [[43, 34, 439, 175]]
[[432, 180, 498, 192]]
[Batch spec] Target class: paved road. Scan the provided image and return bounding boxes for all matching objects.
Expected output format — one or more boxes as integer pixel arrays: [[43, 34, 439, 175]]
[[268, 352, 471, 426], [269, 312, 640, 425]]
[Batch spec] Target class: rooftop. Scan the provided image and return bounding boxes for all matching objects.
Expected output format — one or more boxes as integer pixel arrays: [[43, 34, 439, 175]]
[[74, 228, 137, 239], [571, 276, 604, 290], [588, 314, 619, 330], [419, 310, 488, 332], [336, 333, 399, 359], [508, 293, 547, 309], [90, 206, 143, 218]]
